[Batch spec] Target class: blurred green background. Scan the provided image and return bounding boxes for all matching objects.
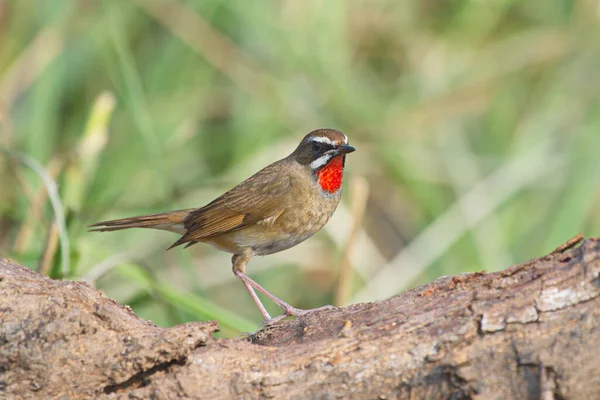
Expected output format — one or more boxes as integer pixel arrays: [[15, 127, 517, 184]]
[[1, 0, 599, 336]]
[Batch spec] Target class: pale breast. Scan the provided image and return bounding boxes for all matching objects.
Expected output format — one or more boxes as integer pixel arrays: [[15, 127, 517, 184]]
[[244, 181, 342, 255]]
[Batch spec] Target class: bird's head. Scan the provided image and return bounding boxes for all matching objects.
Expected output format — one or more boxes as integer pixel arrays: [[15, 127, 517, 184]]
[[292, 129, 355, 193]]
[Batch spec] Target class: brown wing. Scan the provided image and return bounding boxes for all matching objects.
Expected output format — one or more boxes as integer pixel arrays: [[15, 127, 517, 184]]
[[168, 161, 292, 249]]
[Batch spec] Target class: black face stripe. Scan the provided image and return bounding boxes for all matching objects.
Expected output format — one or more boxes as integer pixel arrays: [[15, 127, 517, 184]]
[[292, 133, 346, 166], [309, 140, 336, 159]]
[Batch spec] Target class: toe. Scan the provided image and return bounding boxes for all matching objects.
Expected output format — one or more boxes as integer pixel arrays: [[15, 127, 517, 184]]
[[285, 307, 309, 317], [260, 314, 288, 327], [315, 304, 337, 312], [285, 305, 337, 317]]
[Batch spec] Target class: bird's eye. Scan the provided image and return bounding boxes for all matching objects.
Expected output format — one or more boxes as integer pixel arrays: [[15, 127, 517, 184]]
[[311, 141, 323, 152]]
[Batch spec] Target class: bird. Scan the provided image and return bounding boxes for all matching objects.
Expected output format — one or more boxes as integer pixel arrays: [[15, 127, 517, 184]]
[[89, 128, 355, 324]]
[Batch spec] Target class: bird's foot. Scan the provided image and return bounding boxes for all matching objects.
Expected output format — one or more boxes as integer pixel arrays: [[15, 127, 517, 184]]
[[260, 314, 289, 327], [259, 305, 338, 327], [282, 304, 338, 318]]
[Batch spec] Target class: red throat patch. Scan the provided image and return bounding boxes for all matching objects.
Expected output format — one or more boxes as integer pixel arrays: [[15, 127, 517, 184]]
[[317, 156, 344, 193]]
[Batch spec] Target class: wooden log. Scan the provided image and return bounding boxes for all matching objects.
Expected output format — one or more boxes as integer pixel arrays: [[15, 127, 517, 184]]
[[0, 235, 598, 399]]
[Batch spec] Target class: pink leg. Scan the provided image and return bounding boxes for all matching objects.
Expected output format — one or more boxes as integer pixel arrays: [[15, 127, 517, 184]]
[[232, 252, 336, 325], [235, 271, 272, 321], [236, 271, 336, 318]]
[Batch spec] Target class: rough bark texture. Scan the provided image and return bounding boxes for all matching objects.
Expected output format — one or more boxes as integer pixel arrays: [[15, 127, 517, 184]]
[[1, 236, 599, 399]]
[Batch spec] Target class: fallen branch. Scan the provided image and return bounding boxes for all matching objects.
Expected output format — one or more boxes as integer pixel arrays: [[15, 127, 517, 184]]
[[1, 235, 599, 399]]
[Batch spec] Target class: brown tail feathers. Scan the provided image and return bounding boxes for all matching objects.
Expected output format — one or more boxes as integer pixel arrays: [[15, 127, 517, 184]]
[[88, 209, 194, 235]]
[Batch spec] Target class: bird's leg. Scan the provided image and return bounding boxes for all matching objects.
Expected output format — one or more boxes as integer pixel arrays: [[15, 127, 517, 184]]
[[232, 253, 272, 321], [238, 273, 273, 321], [232, 252, 336, 324], [235, 270, 336, 318]]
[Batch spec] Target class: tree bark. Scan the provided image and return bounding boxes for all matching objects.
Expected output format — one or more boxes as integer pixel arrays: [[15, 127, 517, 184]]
[[1, 235, 599, 399]]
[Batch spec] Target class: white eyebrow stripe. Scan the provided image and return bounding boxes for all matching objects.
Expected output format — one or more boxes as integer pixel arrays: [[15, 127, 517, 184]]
[[310, 136, 336, 146], [310, 154, 332, 169]]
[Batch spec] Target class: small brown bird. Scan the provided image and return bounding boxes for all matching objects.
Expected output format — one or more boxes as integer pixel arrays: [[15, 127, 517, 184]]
[[89, 129, 355, 324]]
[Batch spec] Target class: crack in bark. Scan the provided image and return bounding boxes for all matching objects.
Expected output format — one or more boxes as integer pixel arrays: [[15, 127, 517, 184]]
[[103, 356, 187, 395], [540, 364, 565, 400], [467, 303, 485, 337], [427, 364, 478, 399]]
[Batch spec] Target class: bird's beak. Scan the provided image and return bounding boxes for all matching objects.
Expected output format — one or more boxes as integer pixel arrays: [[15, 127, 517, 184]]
[[329, 144, 356, 156]]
